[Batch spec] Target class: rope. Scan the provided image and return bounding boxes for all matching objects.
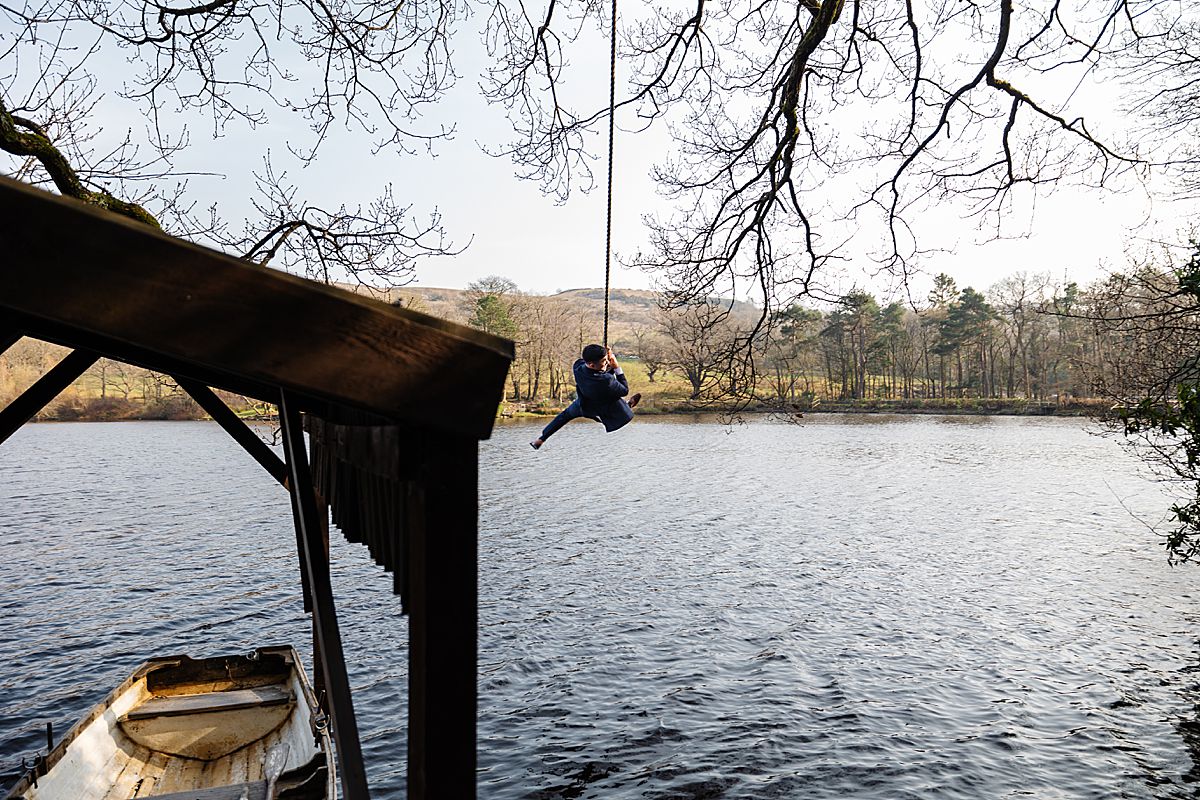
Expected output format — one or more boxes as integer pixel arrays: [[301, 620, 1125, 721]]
[[603, 0, 617, 347]]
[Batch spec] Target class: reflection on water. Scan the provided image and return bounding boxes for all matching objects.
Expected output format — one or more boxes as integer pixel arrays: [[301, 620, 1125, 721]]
[[2, 416, 1200, 798]]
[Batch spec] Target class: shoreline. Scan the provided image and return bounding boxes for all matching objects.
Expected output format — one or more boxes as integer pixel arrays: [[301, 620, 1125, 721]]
[[504, 398, 1108, 421], [24, 399, 1108, 424]]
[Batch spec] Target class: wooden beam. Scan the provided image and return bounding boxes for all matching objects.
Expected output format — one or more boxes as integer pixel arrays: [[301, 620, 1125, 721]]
[[0, 176, 513, 438], [407, 434, 478, 799], [176, 378, 288, 487], [0, 349, 98, 447], [280, 393, 370, 800], [7, 310, 317, 415], [0, 324, 21, 357]]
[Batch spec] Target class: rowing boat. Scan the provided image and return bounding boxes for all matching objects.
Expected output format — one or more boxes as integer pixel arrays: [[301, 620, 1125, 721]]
[[6, 646, 333, 800]]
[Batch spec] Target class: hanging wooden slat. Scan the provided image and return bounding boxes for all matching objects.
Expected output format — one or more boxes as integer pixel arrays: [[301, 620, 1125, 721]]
[[307, 415, 411, 607]]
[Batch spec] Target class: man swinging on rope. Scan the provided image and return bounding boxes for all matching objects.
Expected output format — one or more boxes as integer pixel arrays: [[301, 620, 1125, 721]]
[[530, 344, 641, 449]]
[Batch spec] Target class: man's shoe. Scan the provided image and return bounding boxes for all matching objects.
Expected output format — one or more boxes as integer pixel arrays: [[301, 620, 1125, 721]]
[[628, 393, 642, 409], [530, 438, 544, 450]]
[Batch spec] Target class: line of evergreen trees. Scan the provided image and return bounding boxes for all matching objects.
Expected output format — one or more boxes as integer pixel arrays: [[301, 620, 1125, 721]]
[[455, 271, 1101, 406], [0, 270, 1117, 414], [761, 273, 1090, 403]]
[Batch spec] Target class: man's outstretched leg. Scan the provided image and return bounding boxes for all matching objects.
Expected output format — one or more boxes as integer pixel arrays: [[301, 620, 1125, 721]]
[[531, 399, 584, 449]]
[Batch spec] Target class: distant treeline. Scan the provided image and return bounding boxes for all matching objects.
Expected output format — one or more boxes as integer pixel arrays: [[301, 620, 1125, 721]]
[[455, 272, 1106, 409], [753, 273, 1091, 405], [0, 339, 263, 421], [0, 269, 1144, 419]]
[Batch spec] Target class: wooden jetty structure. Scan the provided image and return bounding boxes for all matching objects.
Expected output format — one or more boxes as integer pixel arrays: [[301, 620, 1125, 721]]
[[0, 175, 515, 799]]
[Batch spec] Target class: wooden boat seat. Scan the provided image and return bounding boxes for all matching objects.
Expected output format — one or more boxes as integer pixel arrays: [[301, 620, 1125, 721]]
[[125, 686, 292, 720], [148, 781, 266, 799], [119, 685, 296, 760]]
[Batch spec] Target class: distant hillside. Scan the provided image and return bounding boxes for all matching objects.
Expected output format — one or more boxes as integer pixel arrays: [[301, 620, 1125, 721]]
[[341, 284, 760, 345]]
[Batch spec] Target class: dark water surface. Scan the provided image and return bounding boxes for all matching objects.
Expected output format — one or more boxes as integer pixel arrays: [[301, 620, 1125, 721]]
[[2, 416, 1199, 798]]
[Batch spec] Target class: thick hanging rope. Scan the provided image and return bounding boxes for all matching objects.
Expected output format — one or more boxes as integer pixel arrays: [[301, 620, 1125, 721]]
[[603, 0, 617, 347]]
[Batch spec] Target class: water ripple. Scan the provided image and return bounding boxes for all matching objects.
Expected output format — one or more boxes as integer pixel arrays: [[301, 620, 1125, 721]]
[[2, 417, 1199, 798]]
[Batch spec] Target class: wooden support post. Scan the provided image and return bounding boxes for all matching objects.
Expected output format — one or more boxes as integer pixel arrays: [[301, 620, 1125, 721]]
[[408, 434, 478, 799], [279, 393, 370, 800], [0, 349, 98, 447], [176, 378, 288, 487], [312, 490, 330, 701]]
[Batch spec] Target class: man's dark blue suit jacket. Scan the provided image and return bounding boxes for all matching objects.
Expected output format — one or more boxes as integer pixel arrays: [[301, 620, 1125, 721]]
[[573, 358, 634, 432]]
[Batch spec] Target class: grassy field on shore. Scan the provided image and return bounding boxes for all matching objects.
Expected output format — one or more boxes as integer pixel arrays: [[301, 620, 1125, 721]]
[[7, 341, 1102, 423], [502, 362, 1105, 419]]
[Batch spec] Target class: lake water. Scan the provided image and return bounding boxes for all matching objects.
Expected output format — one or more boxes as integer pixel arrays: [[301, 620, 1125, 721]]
[[2, 415, 1199, 798]]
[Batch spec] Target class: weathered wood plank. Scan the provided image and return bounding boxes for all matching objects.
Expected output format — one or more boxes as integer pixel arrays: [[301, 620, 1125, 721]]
[[123, 686, 291, 720], [0, 325, 21, 357], [0, 176, 513, 439], [144, 781, 267, 800], [306, 416, 414, 481], [407, 433, 478, 799], [306, 416, 412, 600]]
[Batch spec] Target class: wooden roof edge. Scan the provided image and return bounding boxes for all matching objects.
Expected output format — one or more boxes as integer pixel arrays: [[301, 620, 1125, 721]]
[[1, 175, 514, 438], [0, 176, 515, 361]]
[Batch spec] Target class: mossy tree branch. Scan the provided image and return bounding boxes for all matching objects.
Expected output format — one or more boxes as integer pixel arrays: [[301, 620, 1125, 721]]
[[0, 98, 160, 228]]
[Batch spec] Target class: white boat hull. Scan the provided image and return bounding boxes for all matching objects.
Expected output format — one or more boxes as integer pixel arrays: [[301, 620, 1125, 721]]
[[5, 646, 333, 800]]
